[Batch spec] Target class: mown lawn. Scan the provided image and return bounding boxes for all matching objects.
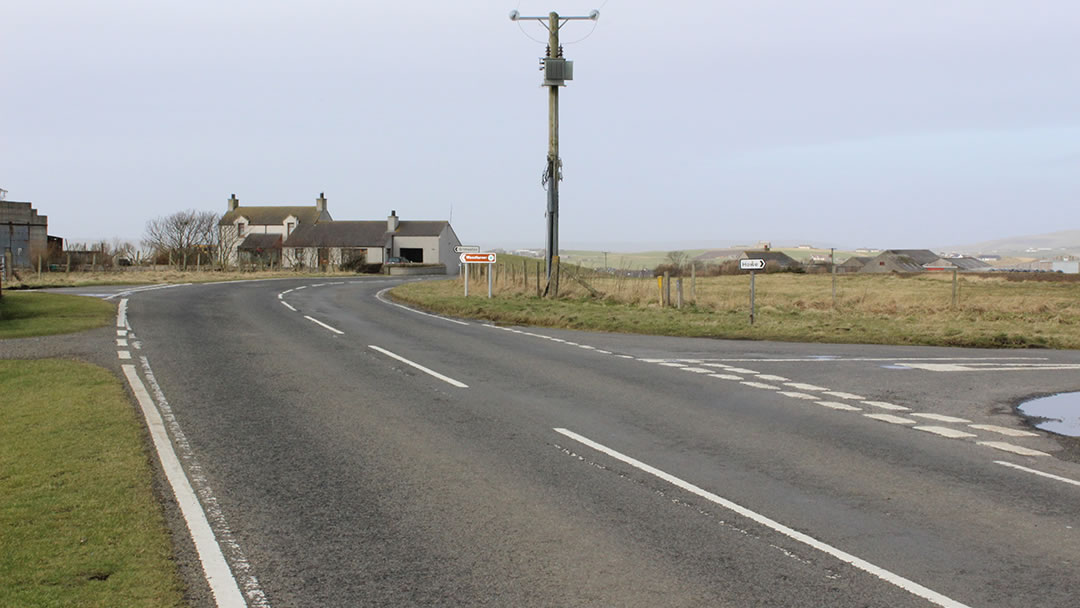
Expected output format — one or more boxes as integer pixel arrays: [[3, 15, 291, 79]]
[[0, 292, 114, 339], [0, 359, 186, 607], [390, 270, 1080, 349]]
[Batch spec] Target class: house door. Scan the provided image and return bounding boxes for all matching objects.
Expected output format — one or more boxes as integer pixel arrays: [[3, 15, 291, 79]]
[[400, 248, 423, 263]]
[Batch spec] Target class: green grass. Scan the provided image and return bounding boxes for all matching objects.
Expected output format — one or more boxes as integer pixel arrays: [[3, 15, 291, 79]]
[[0, 359, 186, 607], [0, 293, 115, 339], [390, 272, 1080, 349]]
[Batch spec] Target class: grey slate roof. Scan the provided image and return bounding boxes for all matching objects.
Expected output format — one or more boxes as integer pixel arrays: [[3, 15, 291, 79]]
[[219, 206, 331, 226], [281, 220, 448, 248], [881, 249, 939, 265], [741, 250, 800, 267]]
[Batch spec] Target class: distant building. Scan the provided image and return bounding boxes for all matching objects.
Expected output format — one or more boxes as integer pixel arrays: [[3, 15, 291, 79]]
[[922, 256, 991, 272], [218, 193, 332, 265], [859, 249, 941, 273], [740, 250, 801, 270], [837, 256, 872, 273], [1, 200, 49, 268]]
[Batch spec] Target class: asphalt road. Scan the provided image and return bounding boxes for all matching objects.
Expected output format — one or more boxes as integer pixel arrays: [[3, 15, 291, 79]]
[[107, 277, 1080, 607]]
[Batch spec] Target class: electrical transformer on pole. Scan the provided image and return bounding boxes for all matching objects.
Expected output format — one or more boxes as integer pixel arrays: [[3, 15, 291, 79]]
[[510, 8, 600, 279]]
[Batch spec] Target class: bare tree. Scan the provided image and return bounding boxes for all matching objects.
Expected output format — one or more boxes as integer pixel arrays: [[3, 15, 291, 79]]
[[666, 250, 688, 271], [143, 210, 220, 270]]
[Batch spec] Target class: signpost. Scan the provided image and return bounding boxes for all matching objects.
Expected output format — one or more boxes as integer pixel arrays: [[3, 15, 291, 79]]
[[740, 259, 765, 324], [460, 252, 498, 298], [454, 245, 480, 254]]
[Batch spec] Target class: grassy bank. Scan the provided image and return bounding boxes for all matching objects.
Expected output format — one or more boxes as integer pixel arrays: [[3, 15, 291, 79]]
[[391, 269, 1080, 349], [0, 359, 185, 607], [3, 268, 361, 289], [0, 292, 115, 339]]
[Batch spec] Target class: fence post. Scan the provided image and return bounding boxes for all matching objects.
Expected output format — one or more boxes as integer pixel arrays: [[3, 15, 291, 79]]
[[691, 264, 696, 303], [676, 277, 683, 308], [663, 271, 671, 307], [552, 256, 560, 298], [488, 263, 493, 298], [952, 269, 958, 309], [750, 270, 756, 325]]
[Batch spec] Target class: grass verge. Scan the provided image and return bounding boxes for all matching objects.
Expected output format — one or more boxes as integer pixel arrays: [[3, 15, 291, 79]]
[[390, 274, 1080, 349], [5, 268, 363, 289], [0, 292, 115, 339], [0, 359, 185, 607]]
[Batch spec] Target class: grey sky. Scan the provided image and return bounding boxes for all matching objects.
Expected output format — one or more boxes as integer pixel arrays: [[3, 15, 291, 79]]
[[4, 0, 1078, 251]]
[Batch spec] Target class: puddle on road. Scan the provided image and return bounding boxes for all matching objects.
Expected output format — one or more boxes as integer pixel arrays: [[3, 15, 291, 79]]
[[1018, 392, 1080, 437]]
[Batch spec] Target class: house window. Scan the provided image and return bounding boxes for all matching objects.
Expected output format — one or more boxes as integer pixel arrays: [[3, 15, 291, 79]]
[[287, 222, 295, 237], [237, 222, 246, 236]]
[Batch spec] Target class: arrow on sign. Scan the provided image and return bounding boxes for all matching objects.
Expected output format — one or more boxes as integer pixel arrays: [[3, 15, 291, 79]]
[[454, 245, 480, 253], [460, 253, 497, 264], [740, 259, 766, 270]]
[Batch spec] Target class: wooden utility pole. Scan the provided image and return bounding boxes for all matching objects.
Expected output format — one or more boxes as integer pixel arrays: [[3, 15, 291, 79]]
[[510, 9, 599, 280]]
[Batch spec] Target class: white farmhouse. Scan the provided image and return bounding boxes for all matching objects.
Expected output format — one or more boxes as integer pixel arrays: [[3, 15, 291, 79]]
[[218, 193, 332, 266]]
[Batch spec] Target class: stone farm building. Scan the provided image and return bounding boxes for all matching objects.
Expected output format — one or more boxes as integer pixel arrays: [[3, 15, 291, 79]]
[[1, 200, 50, 268], [218, 194, 462, 274], [859, 250, 990, 273]]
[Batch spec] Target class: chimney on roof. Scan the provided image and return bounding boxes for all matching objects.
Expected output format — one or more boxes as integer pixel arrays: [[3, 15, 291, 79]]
[[315, 192, 327, 213], [388, 209, 399, 232], [228, 193, 239, 211]]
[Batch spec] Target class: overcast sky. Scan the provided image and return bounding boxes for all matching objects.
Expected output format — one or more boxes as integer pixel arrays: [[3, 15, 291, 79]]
[[4, 1, 1078, 251]]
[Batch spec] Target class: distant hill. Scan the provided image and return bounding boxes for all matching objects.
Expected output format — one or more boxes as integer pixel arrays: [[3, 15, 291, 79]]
[[940, 230, 1080, 256]]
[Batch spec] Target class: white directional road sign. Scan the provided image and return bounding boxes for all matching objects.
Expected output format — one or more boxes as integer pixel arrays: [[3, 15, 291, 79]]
[[454, 245, 480, 253], [460, 253, 497, 264], [740, 258, 766, 270]]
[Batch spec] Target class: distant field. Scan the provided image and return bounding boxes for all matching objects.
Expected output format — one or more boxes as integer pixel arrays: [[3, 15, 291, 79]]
[[556, 248, 864, 269], [2, 267, 361, 289], [391, 267, 1080, 349]]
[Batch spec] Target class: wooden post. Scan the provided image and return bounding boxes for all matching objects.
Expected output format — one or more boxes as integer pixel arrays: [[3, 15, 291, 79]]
[[551, 256, 560, 298], [663, 271, 671, 308], [690, 263, 696, 303], [952, 269, 958, 309], [750, 270, 756, 325], [676, 278, 683, 308], [522, 260, 527, 288], [488, 263, 493, 298], [536, 261, 541, 296]]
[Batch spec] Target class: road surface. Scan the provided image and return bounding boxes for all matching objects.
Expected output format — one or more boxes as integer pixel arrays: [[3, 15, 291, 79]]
[[103, 277, 1080, 607]]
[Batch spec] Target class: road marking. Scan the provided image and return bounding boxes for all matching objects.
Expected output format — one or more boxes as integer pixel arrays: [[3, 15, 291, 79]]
[[741, 381, 780, 390], [968, 424, 1039, 437], [122, 365, 249, 607], [304, 315, 344, 335], [700, 356, 1047, 363], [911, 413, 971, 424], [724, 367, 760, 374], [564, 342, 580, 346], [375, 287, 469, 325], [756, 374, 789, 382], [281, 301, 297, 312], [578, 344, 596, 350], [865, 413, 918, 425], [368, 345, 468, 388], [117, 329, 127, 336], [861, 401, 910, 411], [595, 350, 612, 354], [553, 428, 972, 608], [615, 354, 635, 359], [709, 374, 743, 381], [117, 339, 128, 347], [978, 442, 1049, 457], [817, 401, 862, 411], [702, 363, 732, 369], [822, 391, 865, 401], [995, 461, 1080, 487], [277, 293, 283, 299], [680, 367, 715, 374], [117, 298, 128, 327], [897, 363, 1080, 373], [778, 391, 818, 400], [914, 426, 978, 439], [784, 382, 829, 392], [294, 285, 306, 290], [657, 362, 686, 367], [118, 350, 132, 360]]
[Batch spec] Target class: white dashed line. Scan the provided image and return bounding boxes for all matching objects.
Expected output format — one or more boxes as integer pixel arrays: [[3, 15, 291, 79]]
[[709, 374, 743, 381], [756, 374, 789, 382], [995, 461, 1080, 487], [914, 426, 978, 439], [281, 301, 297, 312], [304, 316, 344, 335], [657, 362, 686, 368], [681, 367, 716, 374], [118, 350, 132, 360], [784, 382, 829, 392], [724, 367, 760, 374], [117, 339, 128, 347], [294, 285, 306, 290], [861, 401, 910, 411], [817, 401, 862, 411], [977, 442, 1049, 457], [822, 391, 865, 401], [596, 350, 612, 355], [864, 413, 918, 425], [702, 363, 731, 369], [117, 329, 127, 337], [911, 413, 971, 424], [578, 345, 596, 350], [616, 355, 635, 359], [553, 428, 972, 608], [968, 425, 1039, 438], [368, 345, 468, 388], [741, 381, 780, 390], [778, 391, 818, 400]]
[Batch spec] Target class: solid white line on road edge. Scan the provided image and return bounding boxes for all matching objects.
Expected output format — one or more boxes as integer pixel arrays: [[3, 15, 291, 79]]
[[281, 301, 297, 312], [996, 461, 1080, 487], [121, 365, 248, 608], [553, 428, 972, 608], [304, 315, 344, 335], [368, 345, 469, 388], [117, 298, 128, 327], [375, 287, 470, 326], [977, 441, 1050, 457]]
